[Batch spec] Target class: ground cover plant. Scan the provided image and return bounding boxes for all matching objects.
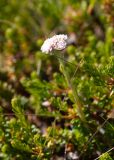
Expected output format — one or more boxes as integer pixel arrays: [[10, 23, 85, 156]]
[[0, 0, 114, 159]]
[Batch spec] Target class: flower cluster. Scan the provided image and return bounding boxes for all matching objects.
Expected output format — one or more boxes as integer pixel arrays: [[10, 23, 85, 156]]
[[41, 34, 68, 54]]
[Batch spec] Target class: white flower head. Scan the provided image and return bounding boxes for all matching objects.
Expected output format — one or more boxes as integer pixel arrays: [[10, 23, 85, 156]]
[[41, 34, 68, 54]]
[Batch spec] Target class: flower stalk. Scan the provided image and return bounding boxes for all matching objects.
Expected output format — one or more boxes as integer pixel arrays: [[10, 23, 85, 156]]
[[58, 57, 86, 122], [41, 34, 86, 122]]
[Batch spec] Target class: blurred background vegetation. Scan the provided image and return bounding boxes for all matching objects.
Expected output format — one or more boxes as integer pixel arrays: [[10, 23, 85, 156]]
[[0, 0, 114, 160]]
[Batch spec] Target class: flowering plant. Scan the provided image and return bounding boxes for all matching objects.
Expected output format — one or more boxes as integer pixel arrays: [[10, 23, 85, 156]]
[[0, 0, 114, 160], [41, 34, 68, 54]]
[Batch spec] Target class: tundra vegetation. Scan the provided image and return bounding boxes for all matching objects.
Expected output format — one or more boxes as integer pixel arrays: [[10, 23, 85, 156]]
[[0, 0, 114, 160]]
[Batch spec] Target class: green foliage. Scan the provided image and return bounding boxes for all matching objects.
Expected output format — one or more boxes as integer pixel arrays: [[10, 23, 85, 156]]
[[99, 153, 112, 160], [11, 96, 29, 127], [0, 0, 114, 159]]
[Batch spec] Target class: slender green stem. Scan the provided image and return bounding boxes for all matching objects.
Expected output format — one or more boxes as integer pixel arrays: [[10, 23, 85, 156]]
[[58, 56, 86, 122]]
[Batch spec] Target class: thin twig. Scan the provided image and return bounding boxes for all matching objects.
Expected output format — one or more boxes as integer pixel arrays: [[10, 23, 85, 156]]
[[0, 113, 77, 120], [79, 117, 109, 158], [71, 58, 83, 82], [94, 147, 114, 160], [53, 54, 76, 67], [0, 19, 17, 28], [100, 115, 114, 131]]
